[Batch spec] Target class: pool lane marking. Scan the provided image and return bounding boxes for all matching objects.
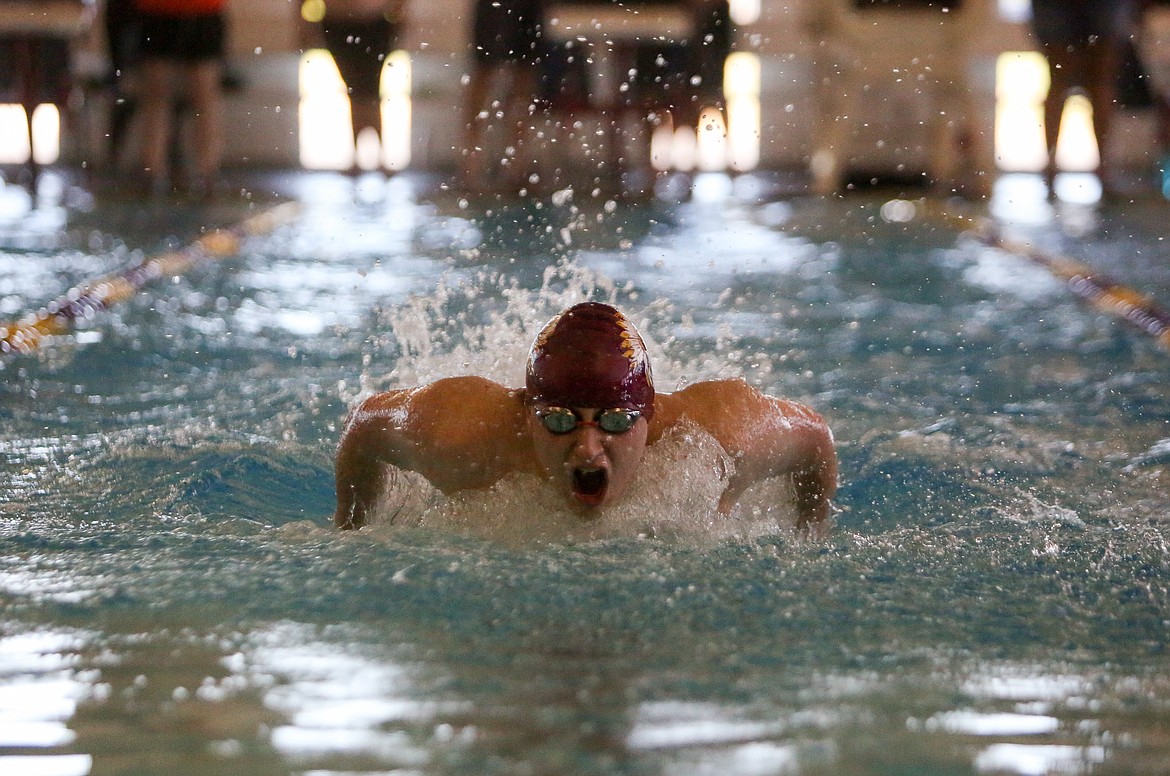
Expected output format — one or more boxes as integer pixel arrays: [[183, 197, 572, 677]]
[[945, 211, 1170, 351], [0, 202, 300, 356]]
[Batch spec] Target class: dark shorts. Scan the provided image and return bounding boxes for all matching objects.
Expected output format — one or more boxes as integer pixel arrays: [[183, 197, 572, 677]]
[[138, 11, 226, 62], [0, 37, 72, 105], [629, 1, 731, 109], [472, 0, 543, 65], [322, 17, 400, 99], [1031, 0, 1138, 47], [538, 42, 591, 109]]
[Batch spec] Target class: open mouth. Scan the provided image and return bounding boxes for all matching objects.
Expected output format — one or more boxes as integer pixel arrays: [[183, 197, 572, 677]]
[[571, 467, 609, 506]]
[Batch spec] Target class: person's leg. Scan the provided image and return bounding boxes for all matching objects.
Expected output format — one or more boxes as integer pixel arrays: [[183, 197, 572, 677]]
[[1157, 94, 1170, 151], [186, 58, 224, 187], [461, 63, 495, 185], [1041, 43, 1099, 193], [1042, 45, 1072, 172], [350, 96, 382, 145], [501, 63, 540, 187], [1084, 39, 1123, 186], [138, 57, 175, 185]]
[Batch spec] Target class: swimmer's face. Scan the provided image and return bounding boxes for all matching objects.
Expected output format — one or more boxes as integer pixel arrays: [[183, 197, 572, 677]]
[[527, 405, 649, 513]]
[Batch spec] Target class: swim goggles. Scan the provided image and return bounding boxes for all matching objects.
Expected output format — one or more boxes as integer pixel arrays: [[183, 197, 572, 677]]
[[535, 407, 643, 435]]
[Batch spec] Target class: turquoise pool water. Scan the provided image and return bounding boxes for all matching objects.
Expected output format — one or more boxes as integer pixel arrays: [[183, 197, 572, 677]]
[[2, 170, 1169, 775]]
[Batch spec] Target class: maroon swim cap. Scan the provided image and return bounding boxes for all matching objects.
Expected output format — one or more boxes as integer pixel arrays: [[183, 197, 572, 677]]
[[526, 302, 655, 418]]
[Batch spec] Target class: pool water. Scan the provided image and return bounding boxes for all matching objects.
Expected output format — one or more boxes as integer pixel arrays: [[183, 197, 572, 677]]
[[2, 170, 1169, 775]]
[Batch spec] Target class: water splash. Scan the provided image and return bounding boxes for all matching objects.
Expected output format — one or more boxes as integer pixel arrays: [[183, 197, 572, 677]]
[[358, 420, 784, 546]]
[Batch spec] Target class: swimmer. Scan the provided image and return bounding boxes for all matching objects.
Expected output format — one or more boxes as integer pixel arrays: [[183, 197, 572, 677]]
[[334, 302, 838, 533]]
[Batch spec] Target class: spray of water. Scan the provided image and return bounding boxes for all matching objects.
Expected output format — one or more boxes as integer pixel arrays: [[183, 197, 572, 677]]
[[347, 258, 799, 545]]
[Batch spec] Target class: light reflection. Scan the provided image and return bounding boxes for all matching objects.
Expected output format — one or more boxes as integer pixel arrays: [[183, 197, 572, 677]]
[[724, 51, 761, 172], [0, 104, 60, 165], [729, 0, 760, 26], [269, 725, 423, 760], [995, 52, 1049, 173], [298, 49, 412, 171], [671, 125, 697, 172], [245, 625, 461, 767], [961, 244, 1061, 303], [0, 755, 92, 776], [0, 722, 76, 747], [650, 118, 676, 172], [921, 710, 1059, 736], [1053, 95, 1099, 173], [0, 569, 97, 604], [696, 107, 728, 172], [0, 633, 92, 770], [690, 171, 734, 202], [298, 50, 355, 171], [994, 52, 1099, 175], [644, 52, 760, 173], [963, 672, 1091, 703], [1051, 172, 1102, 205], [974, 743, 1106, 775], [626, 701, 786, 751], [989, 173, 1053, 224], [380, 50, 413, 171], [658, 740, 800, 776], [997, 0, 1031, 25], [879, 199, 917, 224], [0, 632, 82, 672]]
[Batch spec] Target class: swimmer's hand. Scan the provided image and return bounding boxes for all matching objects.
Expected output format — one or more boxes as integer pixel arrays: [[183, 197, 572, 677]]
[[660, 378, 837, 534]]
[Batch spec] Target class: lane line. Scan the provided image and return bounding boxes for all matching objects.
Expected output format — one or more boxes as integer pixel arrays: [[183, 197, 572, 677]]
[[943, 210, 1170, 351], [0, 202, 300, 355]]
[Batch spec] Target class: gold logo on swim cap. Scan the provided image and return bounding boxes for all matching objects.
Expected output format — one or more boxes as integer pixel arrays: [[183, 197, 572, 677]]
[[527, 310, 564, 371], [614, 312, 653, 389]]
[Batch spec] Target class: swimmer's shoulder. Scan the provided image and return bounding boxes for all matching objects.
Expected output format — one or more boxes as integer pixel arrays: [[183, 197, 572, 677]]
[[355, 375, 517, 407], [416, 375, 518, 405], [350, 376, 530, 484], [650, 378, 813, 443], [347, 376, 522, 432], [408, 376, 526, 440], [653, 377, 760, 419], [668, 378, 821, 417]]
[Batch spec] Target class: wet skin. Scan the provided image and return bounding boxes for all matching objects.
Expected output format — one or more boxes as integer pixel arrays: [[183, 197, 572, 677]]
[[333, 376, 836, 531], [526, 406, 649, 513]]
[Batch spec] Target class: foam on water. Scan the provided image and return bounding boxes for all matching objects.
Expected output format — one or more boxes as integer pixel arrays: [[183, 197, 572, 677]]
[[341, 258, 805, 544], [362, 421, 800, 546]]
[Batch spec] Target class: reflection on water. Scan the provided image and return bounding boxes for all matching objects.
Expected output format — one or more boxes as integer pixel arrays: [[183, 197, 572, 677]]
[[249, 623, 445, 770], [1, 170, 1169, 774], [0, 632, 91, 776], [975, 745, 1106, 775]]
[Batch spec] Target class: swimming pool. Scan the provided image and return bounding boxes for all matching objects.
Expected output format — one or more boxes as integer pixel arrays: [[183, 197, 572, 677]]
[[2, 170, 1169, 775]]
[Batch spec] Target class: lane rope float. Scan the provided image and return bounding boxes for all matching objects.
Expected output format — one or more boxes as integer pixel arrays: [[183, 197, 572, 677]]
[[0, 201, 300, 356], [942, 210, 1170, 351]]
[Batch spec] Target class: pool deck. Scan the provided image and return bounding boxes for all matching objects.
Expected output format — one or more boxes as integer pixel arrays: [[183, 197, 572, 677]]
[[2, 164, 1169, 357]]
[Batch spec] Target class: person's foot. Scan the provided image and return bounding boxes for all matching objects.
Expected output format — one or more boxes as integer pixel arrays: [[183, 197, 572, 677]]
[[1043, 164, 1057, 201], [183, 172, 227, 203], [129, 172, 172, 200]]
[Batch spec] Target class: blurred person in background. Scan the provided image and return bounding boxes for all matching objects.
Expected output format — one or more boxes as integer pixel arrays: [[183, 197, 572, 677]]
[[1138, 0, 1170, 196], [320, 0, 407, 172], [1030, 0, 1140, 196], [134, 0, 227, 197], [461, 0, 544, 192]]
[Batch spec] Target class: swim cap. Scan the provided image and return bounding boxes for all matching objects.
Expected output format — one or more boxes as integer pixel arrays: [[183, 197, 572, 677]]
[[526, 302, 655, 418]]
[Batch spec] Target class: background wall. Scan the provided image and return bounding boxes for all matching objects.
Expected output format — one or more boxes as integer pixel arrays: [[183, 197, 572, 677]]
[[69, 0, 1055, 177]]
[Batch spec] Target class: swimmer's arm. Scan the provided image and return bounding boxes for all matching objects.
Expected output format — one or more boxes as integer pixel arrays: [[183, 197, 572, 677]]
[[333, 377, 531, 529], [334, 389, 411, 529], [663, 379, 838, 531]]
